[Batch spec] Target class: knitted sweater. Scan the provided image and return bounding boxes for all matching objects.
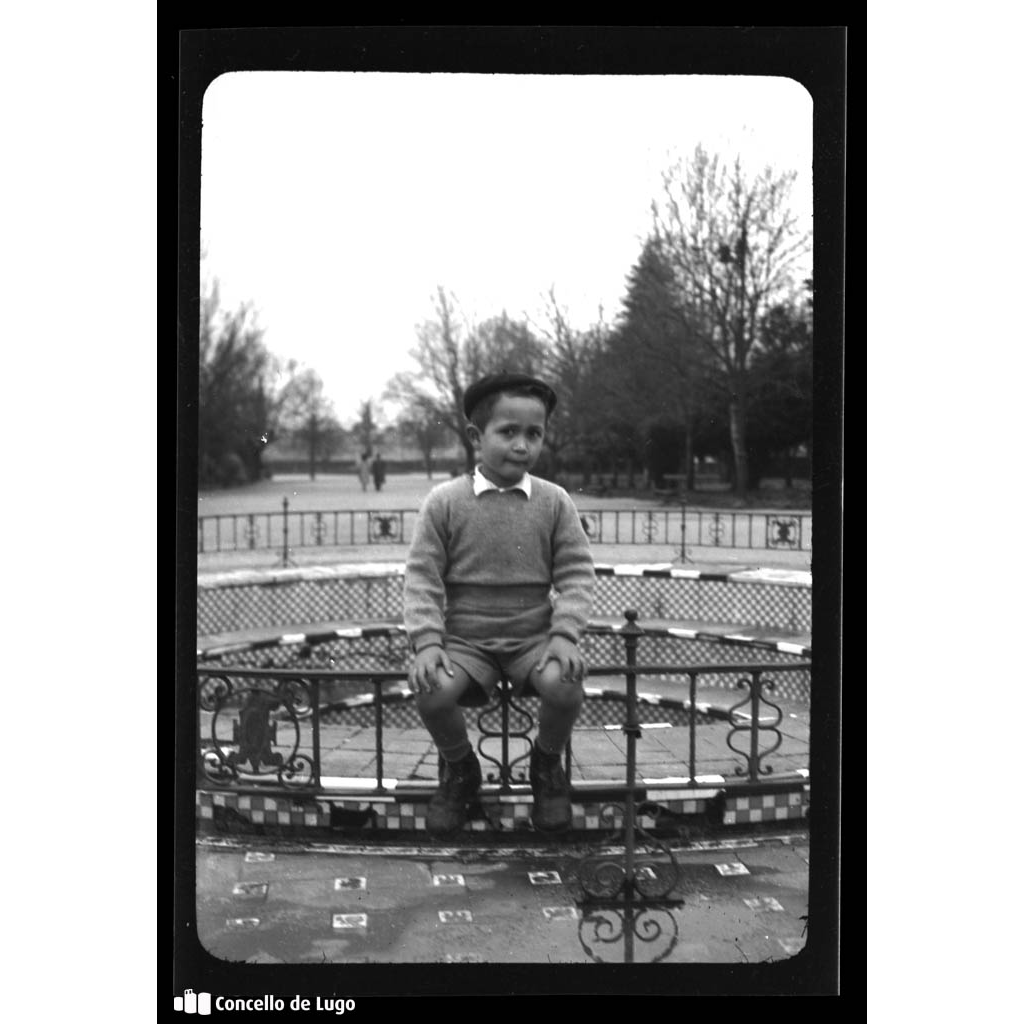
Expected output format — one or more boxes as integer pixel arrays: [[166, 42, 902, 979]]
[[403, 473, 596, 653]]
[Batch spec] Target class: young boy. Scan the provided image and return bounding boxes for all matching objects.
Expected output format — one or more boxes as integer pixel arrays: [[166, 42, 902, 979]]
[[403, 372, 596, 837]]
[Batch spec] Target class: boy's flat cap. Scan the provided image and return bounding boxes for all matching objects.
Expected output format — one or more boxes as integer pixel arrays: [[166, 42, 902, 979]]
[[462, 373, 557, 419]]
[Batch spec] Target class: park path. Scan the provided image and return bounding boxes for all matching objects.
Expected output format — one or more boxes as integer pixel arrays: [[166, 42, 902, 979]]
[[194, 472, 811, 574], [196, 471, 811, 517]]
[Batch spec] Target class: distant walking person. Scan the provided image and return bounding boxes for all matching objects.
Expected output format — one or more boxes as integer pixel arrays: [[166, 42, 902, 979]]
[[357, 451, 371, 492], [372, 452, 386, 492]]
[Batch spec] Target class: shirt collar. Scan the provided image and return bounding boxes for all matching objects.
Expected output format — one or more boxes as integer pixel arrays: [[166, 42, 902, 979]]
[[473, 464, 531, 498]]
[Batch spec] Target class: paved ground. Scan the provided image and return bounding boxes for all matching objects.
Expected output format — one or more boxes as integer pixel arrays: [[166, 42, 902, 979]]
[[195, 830, 810, 965], [196, 472, 810, 518]]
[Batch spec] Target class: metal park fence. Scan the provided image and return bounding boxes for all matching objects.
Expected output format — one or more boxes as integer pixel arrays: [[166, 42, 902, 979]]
[[197, 498, 811, 563]]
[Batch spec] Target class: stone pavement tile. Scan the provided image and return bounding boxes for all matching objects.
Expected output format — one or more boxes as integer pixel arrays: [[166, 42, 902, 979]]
[[438, 862, 588, 964], [321, 751, 378, 776], [196, 840, 810, 964], [334, 732, 383, 752], [589, 733, 626, 757], [384, 732, 434, 755], [379, 754, 429, 776], [572, 763, 629, 781], [728, 843, 809, 880], [568, 726, 621, 745], [283, 869, 432, 915], [777, 718, 811, 744], [317, 724, 362, 739]]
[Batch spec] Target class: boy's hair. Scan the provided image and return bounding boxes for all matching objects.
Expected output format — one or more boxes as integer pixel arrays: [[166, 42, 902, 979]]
[[463, 373, 558, 431]]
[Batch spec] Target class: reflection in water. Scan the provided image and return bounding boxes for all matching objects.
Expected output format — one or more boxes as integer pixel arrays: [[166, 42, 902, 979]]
[[577, 893, 682, 964], [571, 804, 686, 964]]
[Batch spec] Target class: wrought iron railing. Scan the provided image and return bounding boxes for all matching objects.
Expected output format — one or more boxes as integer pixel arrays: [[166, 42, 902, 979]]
[[196, 614, 810, 797], [197, 497, 811, 561]]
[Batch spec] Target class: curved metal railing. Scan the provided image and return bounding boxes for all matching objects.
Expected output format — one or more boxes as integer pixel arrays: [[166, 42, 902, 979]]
[[196, 612, 810, 798]]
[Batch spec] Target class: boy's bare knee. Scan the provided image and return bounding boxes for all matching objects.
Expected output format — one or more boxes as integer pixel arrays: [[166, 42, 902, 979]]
[[532, 667, 584, 711], [416, 685, 460, 715], [415, 666, 475, 715], [531, 662, 563, 689]]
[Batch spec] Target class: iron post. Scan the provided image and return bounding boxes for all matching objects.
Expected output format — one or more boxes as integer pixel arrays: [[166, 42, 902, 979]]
[[679, 496, 688, 563], [621, 608, 643, 895], [279, 496, 296, 567]]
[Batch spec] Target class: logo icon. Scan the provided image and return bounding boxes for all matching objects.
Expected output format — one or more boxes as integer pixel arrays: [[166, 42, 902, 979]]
[[174, 990, 212, 1015]]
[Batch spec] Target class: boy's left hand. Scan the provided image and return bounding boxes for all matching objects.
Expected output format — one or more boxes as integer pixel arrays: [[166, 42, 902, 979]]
[[535, 635, 586, 684]]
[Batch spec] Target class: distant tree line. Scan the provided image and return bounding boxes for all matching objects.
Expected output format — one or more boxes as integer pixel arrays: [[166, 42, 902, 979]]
[[198, 276, 350, 487], [386, 145, 812, 498], [198, 145, 811, 498]]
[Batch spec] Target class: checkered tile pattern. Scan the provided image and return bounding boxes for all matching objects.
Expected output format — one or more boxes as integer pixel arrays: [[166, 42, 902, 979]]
[[580, 633, 810, 702], [197, 786, 718, 835], [198, 791, 330, 828], [722, 788, 807, 824], [648, 789, 717, 816], [200, 625, 809, 700], [197, 569, 405, 636], [198, 565, 810, 637], [198, 633, 410, 674]]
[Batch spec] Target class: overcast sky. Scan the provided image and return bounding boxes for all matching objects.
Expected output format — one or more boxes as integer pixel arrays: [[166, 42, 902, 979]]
[[200, 71, 812, 424]]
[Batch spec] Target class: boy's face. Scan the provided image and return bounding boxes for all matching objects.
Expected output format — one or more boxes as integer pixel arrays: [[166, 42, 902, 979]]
[[470, 393, 547, 488]]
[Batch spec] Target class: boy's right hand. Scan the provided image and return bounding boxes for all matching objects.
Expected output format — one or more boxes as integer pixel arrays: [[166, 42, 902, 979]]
[[408, 644, 455, 693]]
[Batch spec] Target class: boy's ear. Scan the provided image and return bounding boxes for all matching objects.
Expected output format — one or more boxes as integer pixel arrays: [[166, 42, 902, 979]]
[[466, 423, 481, 447]]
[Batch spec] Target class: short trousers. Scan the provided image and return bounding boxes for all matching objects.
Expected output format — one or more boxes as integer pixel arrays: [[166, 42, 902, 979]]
[[442, 633, 553, 707]]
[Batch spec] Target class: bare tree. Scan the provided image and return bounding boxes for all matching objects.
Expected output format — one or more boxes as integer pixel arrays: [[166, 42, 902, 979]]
[[198, 278, 279, 485], [409, 286, 475, 469], [354, 399, 377, 455], [278, 366, 344, 480], [464, 310, 546, 381], [653, 146, 810, 497], [387, 287, 546, 472], [396, 395, 447, 478], [611, 237, 713, 489], [532, 288, 606, 482]]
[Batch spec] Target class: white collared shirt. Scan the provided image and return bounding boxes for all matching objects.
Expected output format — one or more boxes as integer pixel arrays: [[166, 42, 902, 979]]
[[472, 464, 532, 498]]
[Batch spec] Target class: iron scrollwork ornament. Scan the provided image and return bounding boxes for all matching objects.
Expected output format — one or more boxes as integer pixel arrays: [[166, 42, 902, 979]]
[[475, 683, 536, 788], [200, 675, 316, 788], [370, 513, 399, 542], [311, 513, 328, 546], [725, 673, 784, 780], [577, 900, 681, 964], [706, 513, 726, 546], [767, 515, 799, 549], [575, 803, 682, 901], [641, 512, 660, 542], [243, 515, 260, 550]]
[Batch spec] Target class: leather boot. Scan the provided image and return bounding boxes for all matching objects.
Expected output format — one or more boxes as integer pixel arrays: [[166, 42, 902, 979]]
[[426, 750, 482, 838], [529, 745, 571, 833]]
